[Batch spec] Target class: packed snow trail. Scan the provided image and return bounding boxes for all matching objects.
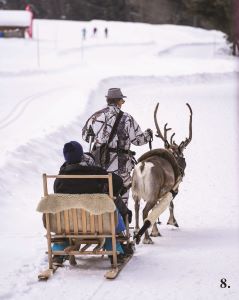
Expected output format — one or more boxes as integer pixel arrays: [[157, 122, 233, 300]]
[[0, 20, 238, 300]]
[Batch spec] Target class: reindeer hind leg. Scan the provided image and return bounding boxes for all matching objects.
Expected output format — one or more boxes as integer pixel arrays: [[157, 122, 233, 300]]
[[142, 201, 156, 244], [134, 197, 140, 234], [167, 201, 179, 227], [150, 222, 161, 237]]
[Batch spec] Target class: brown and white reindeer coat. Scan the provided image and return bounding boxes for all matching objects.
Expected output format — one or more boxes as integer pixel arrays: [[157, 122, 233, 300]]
[[132, 103, 192, 244]]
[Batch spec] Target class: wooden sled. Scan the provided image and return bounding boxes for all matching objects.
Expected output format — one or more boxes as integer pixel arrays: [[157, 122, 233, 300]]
[[37, 173, 133, 280]]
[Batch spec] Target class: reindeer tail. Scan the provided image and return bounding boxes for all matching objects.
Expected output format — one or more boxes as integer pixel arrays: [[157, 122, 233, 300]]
[[132, 162, 145, 199]]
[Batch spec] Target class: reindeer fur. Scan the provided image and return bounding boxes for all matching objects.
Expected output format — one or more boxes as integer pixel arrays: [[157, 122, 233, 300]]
[[132, 152, 180, 243], [132, 103, 192, 244]]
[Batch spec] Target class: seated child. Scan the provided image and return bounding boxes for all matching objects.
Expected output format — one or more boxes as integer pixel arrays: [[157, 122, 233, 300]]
[[51, 141, 132, 265]]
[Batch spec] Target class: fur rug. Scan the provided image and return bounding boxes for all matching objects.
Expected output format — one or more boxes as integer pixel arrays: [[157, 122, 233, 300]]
[[37, 193, 116, 215]]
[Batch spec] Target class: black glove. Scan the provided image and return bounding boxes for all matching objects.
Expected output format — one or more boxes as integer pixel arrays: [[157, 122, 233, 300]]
[[127, 209, 132, 224], [146, 128, 153, 138]]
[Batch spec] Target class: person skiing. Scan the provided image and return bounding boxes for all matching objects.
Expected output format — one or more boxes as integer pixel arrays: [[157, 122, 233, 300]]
[[82, 88, 153, 204], [104, 27, 108, 38], [93, 27, 97, 36]]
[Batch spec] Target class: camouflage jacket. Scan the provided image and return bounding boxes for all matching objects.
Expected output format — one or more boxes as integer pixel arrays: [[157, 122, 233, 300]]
[[82, 104, 151, 175]]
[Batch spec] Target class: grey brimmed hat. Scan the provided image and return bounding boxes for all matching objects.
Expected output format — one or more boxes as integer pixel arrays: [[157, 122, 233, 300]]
[[105, 88, 127, 99]]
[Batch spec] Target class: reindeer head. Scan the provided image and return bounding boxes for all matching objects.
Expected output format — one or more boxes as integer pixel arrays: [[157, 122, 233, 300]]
[[154, 102, 192, 173]]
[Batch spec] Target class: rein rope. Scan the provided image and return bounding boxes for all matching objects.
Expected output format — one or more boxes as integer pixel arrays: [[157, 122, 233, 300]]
[[149, 133, 153, 150]]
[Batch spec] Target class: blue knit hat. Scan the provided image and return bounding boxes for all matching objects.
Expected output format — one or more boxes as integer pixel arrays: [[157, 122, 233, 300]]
[[63, 141, 83, 164]]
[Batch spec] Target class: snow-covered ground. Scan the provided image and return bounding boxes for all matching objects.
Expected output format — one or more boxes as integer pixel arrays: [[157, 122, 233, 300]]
[[0, 19, 238, 300]]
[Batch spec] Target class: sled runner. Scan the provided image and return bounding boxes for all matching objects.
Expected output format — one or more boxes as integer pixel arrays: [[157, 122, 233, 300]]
[[38, 265, 58, 280], [37, 173, 133, 280], [105, 252, 134, 279]]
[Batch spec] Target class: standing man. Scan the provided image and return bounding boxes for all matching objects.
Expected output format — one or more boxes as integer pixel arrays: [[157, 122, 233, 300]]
[[82, 88, 153, 204]]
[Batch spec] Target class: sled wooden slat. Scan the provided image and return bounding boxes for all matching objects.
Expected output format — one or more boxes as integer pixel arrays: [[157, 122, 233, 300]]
[[98, 215, 103, 234], [52, 234, 113, 239], [45, 213, 53, 269], [72, 209, 78, 235], [90, 214, 95, 233], [46, 175, 110, 179], [81, 209, 87, 233], [68, 209, 73, 233], [64, 210, 70, 234], [110, 211, 117, 268], [56, 213, 61, 234], [43, 173, 48, 196]]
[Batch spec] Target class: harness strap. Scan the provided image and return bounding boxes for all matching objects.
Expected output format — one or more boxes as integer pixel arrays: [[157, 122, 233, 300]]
[[108, 111, 124, 144], [108, 147, 136, 156], [170, 189, 178, 199]]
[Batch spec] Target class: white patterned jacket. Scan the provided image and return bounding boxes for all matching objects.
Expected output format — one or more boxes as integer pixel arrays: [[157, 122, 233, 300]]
[[82, 104, 151, 177]]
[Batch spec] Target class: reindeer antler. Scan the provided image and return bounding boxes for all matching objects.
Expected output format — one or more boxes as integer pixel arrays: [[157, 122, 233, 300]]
[[184, 103, 193, 147], [179, 103, 193, 151], [164, 123, 172, 142], [154, 103, 170, 148], [170, 132, 176, 145]]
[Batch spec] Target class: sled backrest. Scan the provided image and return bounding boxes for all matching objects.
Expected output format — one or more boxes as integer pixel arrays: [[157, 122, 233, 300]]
[[41, 173, 117, 237], [46, 202, 116, 235]]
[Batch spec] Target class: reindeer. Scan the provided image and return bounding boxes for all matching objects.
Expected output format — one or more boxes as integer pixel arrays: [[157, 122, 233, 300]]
[[132, 103, 192, 244]]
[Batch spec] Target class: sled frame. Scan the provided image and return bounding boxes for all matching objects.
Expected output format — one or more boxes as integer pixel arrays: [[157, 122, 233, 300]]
[[42, 173, 121, 275]]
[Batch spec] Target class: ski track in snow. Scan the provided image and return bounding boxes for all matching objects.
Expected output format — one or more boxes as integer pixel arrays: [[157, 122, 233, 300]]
[[0, 86, 76, 129]]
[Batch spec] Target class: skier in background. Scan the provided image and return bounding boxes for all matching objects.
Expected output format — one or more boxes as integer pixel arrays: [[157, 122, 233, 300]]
[[93, 27, 97, 36], [104, 27, 108, 38]]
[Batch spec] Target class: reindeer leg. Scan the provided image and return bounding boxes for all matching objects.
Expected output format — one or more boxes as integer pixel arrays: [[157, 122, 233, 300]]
[[167, 201, 179, 227], [150, 222, 161, 237], [142, 202, 155, 244], [134, 197, 140, 234]]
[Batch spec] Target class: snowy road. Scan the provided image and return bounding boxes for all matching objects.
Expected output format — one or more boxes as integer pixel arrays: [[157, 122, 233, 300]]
[[0, 19, 238, 300]]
